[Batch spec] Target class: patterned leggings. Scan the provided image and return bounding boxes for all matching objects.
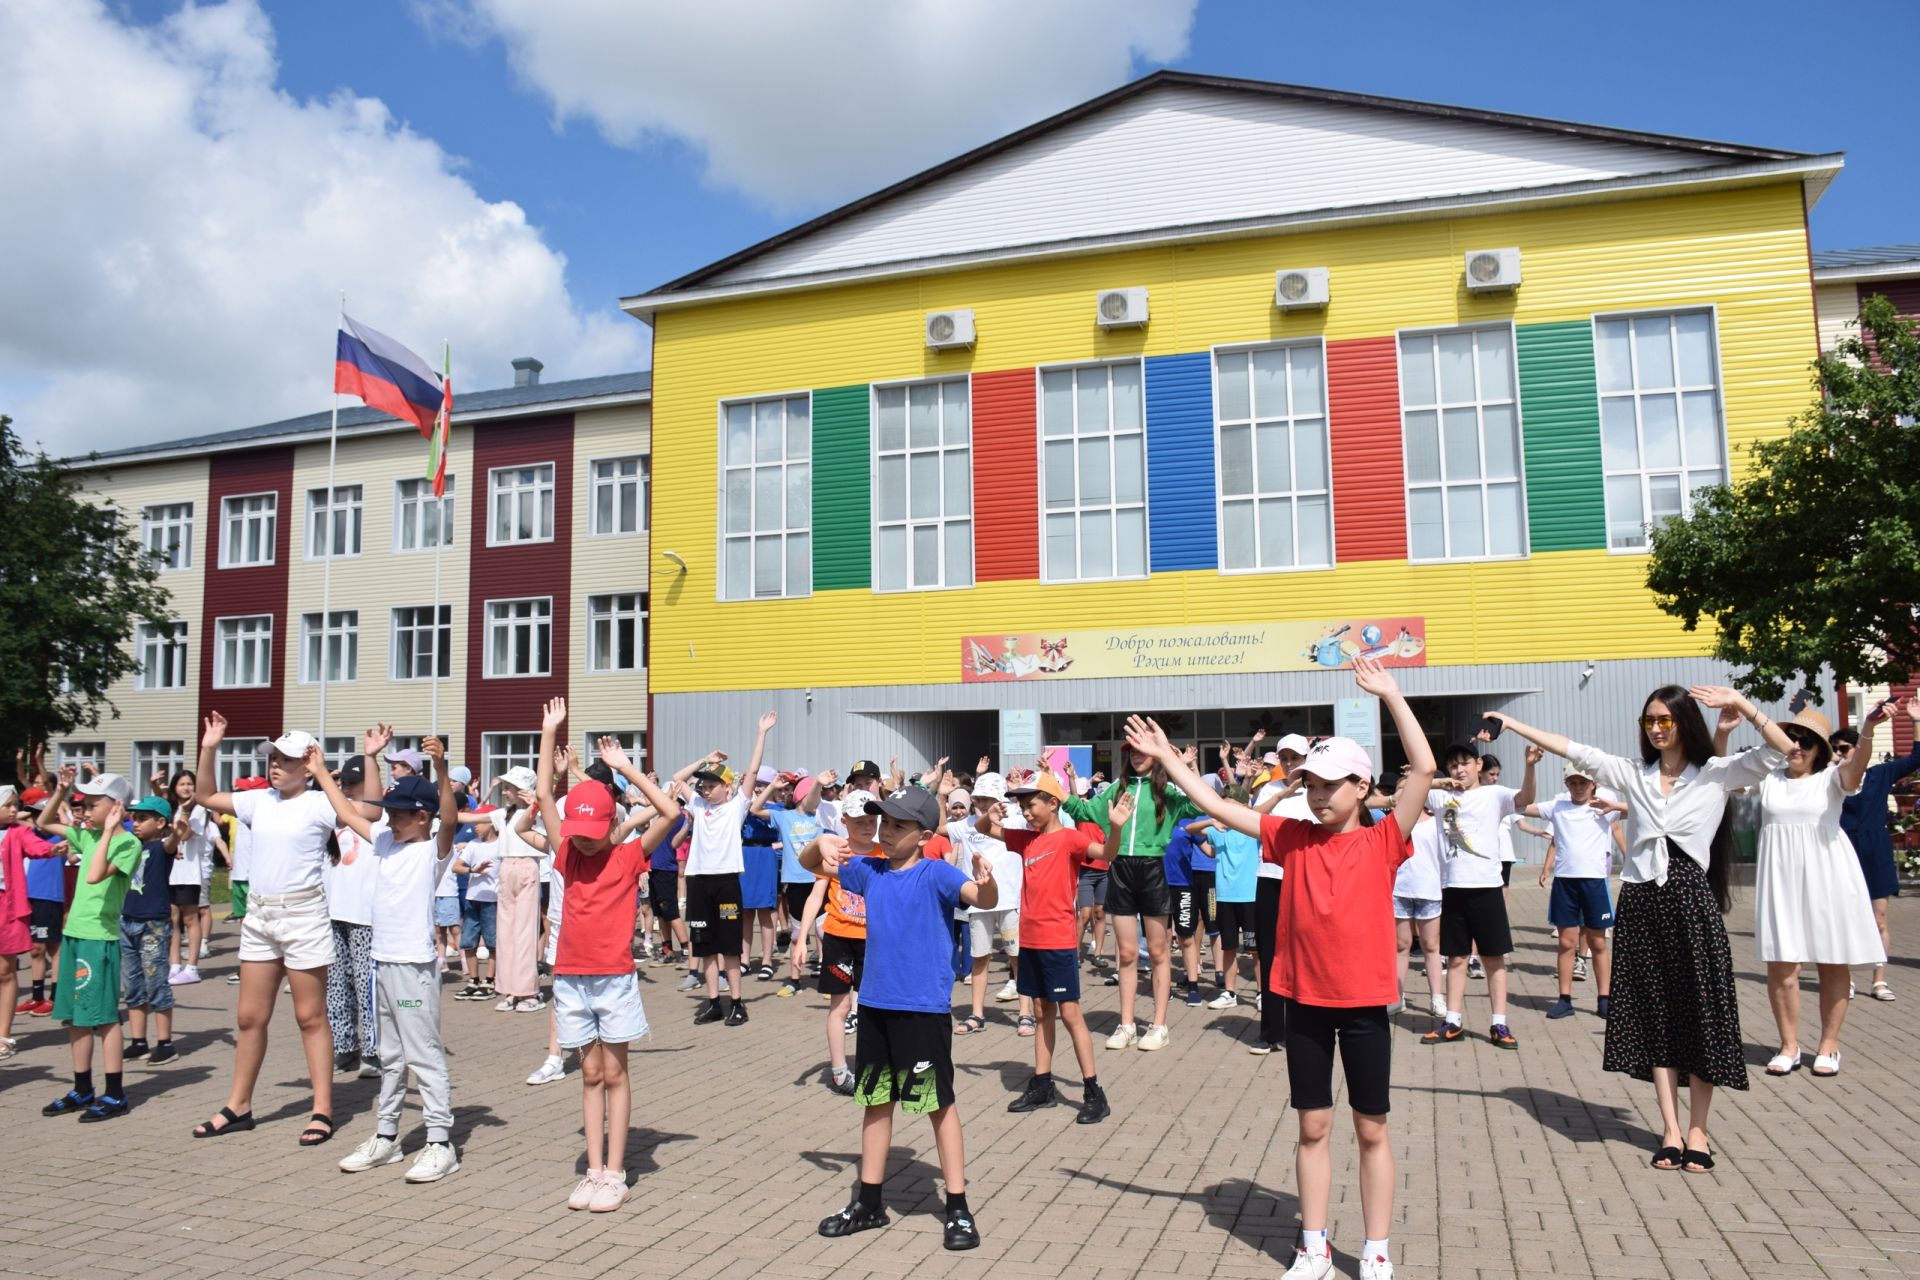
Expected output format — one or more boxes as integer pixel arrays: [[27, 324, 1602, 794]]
[[326, 921, 376, 1058]]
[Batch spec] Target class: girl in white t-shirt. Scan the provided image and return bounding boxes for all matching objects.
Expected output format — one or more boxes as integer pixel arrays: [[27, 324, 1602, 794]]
[[454, 815, 501, 999], [163, 772, 215, 984]]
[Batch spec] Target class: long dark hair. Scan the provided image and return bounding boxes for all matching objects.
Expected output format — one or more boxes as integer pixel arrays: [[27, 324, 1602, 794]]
[[1120, 747, 1173, 825], [1638, 685, 1735, 913], [167, 769, 196, 808]]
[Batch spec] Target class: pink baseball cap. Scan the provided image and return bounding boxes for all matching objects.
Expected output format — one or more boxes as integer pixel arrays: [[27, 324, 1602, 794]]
[[1288, 736, 1375, 784]]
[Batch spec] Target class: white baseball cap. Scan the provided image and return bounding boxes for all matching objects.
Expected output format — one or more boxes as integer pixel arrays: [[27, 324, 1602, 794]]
[[841, 788, 881, 818], [74, 772, 136, 805], [265, 730, 317, 759], [1275, 734, 1311, 757], [972, 772, 1008, 801]]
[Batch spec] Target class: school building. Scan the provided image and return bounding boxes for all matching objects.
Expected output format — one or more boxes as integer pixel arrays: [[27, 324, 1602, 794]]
[[631, 70, 1855, 779]]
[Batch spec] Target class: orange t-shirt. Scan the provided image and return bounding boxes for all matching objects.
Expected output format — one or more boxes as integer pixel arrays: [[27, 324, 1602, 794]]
[[821, 851, 883, 939]]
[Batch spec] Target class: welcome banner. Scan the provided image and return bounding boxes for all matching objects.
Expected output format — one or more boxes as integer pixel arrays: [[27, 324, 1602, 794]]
[[961, 618, 1426, 683]]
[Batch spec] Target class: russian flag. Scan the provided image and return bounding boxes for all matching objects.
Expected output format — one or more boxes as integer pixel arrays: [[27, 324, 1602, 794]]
[[335, 315, 442, 435]]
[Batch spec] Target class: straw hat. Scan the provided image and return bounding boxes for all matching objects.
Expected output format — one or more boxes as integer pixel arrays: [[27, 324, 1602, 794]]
[[1783, 707, 1834, 770]]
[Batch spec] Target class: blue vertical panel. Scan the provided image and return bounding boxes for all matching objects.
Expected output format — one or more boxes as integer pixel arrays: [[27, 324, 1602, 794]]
[[1145, 351, 1218, 572]]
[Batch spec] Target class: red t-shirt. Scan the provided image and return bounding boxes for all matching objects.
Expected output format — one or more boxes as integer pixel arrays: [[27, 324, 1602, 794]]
[[1260, 815, 1412, 1008], [1076, 820, 1110, 872], [1005, 825, 1093, 951], [553, 836, 649, 975]]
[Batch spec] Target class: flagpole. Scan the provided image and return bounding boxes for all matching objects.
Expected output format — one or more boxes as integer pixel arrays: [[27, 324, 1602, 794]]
[[320, 292, 343, 755]]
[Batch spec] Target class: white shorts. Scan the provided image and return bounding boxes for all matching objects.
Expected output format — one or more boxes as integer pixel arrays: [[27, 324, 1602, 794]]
[[968, 910, 1020, 959], [553, 971, 649, 1049], [543, 916, 560, 968], [1394, 895, 1442, 922], [237, 886, 333, 969]]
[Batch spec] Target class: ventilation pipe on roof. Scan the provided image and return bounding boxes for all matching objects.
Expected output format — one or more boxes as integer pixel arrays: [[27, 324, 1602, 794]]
[[511, 357, 544, 387]]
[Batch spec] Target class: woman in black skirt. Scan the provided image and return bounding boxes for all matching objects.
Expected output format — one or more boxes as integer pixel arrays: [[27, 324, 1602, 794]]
[[1484, 684, 1789, 1173]]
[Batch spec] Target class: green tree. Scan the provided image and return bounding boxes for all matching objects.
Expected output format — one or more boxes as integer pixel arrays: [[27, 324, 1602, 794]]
[[1647, 294, 1920, 700], [0, 416, 175, 766]]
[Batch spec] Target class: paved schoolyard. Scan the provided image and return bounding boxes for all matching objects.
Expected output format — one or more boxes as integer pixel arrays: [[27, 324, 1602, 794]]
[[4, 881, 1920, 1279]]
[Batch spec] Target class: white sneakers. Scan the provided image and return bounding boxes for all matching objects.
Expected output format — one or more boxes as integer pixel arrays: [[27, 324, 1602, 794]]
[[405, 1143, 460, 1183], [1429, 994, 1448, 1018], [338, 1134, 458, 1182], [568, 1169, 628, 1212], [338, 1134, 403, 1172], [1283, 1246, 1334, 1279], [994, 980, 1020, 1003], [167, 965, 200, 986], [1572, 955, 1589, 981], [526, 1055, 566, 1086], [1207, 991, 1239, 1010], [1138, 1024, 1170, 1051], [1105, 1023, 1139, 1050], [1360, 1257, 1394, 1280]]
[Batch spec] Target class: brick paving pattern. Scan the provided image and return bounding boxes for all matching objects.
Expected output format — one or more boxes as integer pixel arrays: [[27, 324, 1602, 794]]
[[4, 882, 1919, 1278]]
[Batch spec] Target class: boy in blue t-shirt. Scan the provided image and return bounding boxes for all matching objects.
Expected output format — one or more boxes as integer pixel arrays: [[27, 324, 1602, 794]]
[[1194, 819, 1261, 1009], [801, 786, 998, 1253]]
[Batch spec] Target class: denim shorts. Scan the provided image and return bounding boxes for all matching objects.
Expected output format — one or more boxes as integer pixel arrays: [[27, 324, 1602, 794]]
[[1394, 895, 1441, 921], [120, 918, 175, 1011], [460, 899, 497, 951], [434, 896, 461, 928], [553, 970, 649, 1049]]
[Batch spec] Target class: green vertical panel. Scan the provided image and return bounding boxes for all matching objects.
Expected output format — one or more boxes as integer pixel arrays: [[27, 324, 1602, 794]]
[[1517, 320, 1607, 552], [811, 383, 871, 590]]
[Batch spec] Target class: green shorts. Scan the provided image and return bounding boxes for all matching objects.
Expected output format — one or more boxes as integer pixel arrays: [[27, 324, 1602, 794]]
[[229, 879, 250, 920], [53, 936, 122, 1028]]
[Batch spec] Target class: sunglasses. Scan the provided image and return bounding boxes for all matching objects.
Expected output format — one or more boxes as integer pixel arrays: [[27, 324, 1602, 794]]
[[1638, 715, 1676, 731]]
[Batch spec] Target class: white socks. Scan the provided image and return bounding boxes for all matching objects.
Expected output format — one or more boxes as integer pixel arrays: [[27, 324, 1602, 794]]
[[1444, 1010, 1462, 1027], [1364, 1238, 1390, 1262], [1302, 1228, 1329, 1256]]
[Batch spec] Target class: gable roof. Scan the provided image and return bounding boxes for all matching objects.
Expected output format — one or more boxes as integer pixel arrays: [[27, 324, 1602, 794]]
[[71, 370, 651, 468], [627, 70, 1837, 318]]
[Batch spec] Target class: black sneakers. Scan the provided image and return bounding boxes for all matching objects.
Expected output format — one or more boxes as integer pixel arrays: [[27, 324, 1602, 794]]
[[1006, 1077, 1059, 1113], [693, 1000, 726, 1026], [147, 1042, 179, 1066], [943, 1209, 981, 1250], [334, 1050, 360, 1073], [1076, 1083, 1110, 1125], [817, 1201, 888, 1238], [124, 1039, 149, 1060], [724, 999, 749, 1027]]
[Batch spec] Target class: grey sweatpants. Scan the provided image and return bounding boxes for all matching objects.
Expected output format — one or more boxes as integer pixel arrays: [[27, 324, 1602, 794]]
[[374, 960, 453, 1144]]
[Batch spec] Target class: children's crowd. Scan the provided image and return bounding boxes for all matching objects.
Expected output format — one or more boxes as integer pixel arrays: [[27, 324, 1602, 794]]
[[3, 681, 1914, 1280]]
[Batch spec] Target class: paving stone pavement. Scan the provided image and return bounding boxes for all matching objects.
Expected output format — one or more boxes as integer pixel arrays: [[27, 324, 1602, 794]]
[[5, 882, 1920, 1278]]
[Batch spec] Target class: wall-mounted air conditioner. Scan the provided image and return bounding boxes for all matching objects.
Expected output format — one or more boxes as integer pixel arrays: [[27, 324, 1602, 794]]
[[924, 309, 975, 350], [1095, 287, 1149, 329], [1463, 248, 1522, 293], [1274, 268, 1330, 310]]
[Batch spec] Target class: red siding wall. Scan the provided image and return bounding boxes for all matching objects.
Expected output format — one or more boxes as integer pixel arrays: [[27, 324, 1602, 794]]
[[1327, 336, 1406, 563], [465, 416, 574, 760], [200, 448, 294, 739], [1861, 279, 1920, 317], [972, 367, 1038, 582]]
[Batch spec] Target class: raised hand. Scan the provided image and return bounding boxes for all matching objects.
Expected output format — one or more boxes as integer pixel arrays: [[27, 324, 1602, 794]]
[[1686, 684, 1744, 712], [1250, 728, 1268, 745], [1108, 790, 1136, 831], [421, 735, 445, 763], [57, 764, 76, 789], [1525, 744, 1545, 766], [541, 697, 568, 732], [302, 743, 327, 773], [758, 710, 778, 734], [94, 799, 124, 833], [1350, 654, 1400, 699], [597, 736, 633, 773], [365, 722, 394, 755], [970, 852, 994, 885], [1715, 704, 1742, 735], [150, 768, 168, 793], [1122, 714, 1173, 762], [1178, 744, 1199, 766], [80, 760, 99, 777], [201, 711, 228, 748], [976, 755, 991, 775]]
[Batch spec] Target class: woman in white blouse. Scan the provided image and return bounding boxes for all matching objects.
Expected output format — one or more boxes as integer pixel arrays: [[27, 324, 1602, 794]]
[[1486, 684, 1790, 1175]]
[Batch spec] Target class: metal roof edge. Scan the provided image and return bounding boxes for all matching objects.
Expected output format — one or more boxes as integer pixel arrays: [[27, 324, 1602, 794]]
[[1813, 261, 1920, 284]]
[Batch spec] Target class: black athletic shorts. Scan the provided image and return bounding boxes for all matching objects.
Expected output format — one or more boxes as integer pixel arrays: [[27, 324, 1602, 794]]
[[647, 869, 680, 922], [783, 882, 815, 924], [1500, 861, 1514, 887], [168, 884, 201, 909], [1175, 870, 1215, 938], [685, 872, 743, 958], [853, 1006, 955, 1114], [819, 932, 865, 995], [1440, 886, 1513, 958], [1215, 898, 1258, 944], [1283, 997, 1392, 1115], [1105, 856, 1171, 918], [28, 898, 63, 943]]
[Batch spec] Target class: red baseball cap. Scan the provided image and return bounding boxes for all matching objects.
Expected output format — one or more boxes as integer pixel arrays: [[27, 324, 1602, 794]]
[[19, 787, 49, 810], [561, 780, 615, 839]]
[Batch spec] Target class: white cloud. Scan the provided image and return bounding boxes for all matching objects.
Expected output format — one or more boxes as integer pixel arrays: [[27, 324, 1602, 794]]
[[435, 0, 1197, 210], [0, 0, 647, 456]]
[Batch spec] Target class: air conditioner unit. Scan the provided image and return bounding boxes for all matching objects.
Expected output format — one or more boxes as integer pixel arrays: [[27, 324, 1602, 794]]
[[1463, 248, 1522, 293], [1274, 267, 1330, 310], [1095, 287, 1149, 329], [924, 309, 975, 350]]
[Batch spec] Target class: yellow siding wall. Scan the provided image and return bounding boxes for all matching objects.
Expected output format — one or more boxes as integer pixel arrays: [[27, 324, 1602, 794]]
[[567, 403, 652, 751], [650, 184, 1819, 695]]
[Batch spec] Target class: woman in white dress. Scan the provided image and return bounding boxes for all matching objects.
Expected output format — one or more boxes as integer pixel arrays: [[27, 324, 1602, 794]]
[[1754, 706, 1885, 1079]]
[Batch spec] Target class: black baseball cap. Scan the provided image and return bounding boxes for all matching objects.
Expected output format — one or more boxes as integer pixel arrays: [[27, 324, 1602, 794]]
[[878, 787, 941, 831], [335, 757, 366, 786], [584, 760, 617, 789], [848, 758, 881, 780]]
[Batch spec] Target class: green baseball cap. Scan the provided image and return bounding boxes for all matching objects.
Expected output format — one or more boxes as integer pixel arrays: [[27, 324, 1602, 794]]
[[128, 796, 174, 820]]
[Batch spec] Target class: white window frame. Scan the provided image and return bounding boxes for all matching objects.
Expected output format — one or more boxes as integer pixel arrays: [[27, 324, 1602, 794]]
[[717, 391, 812, 601], [488, 463, 556, 547], [135, 620, 190, 692], [482, 733, 541, 796], [1037, 358, 1150, 584], [390, 605, 452, 681], [58, 742, 107, 776], [588, 456, 648, 537], [1396, 323, 1529, 564], [583, 730, 646, 765], [586, 592, 646, 674], [132, 741, 187, 788], [305, 484, 363, 560], [213, 614, 274, 690], [484, 597, 552, 679], [871, 376, 974, 593], [299, 609, 359, 685], [215, 739, 267, 792], [140, 502, 194, 572], [322, 736, 358, 771], [1211, 340, 1336, 574], [394, 476, 456, 553], [219, 492, 278, 568], [1593, 306, 1731, 554]]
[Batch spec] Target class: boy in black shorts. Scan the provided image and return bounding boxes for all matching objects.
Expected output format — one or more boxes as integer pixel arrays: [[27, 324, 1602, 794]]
[[803, 786, 997, 1252]]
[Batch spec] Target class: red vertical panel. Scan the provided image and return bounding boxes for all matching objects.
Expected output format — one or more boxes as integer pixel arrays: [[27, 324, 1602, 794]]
[[465, 416, 574, 760], [1863, 279, 1920, 317], [972, 367, 1038, 582], [1327, 336, 1406, 563], [1895, 681, 1918, 757], [200, 448, 293, 738]]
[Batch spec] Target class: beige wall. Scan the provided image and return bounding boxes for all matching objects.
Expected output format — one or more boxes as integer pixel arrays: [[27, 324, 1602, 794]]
[[1815, 281, 1858, 353], [567, 403, 651, 759]]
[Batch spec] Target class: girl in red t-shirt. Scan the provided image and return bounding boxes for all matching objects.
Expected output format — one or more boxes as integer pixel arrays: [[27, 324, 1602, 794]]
[[1123, 656, 1434, 1280]]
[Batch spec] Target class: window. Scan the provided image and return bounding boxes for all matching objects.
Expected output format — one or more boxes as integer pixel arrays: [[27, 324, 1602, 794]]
[[586, 593, 646, 673], [483, 733, 541, 795], [299, 610, 358, 684], [141, 503, 194, 571], [214, 615, 273, 689], [58, 742, 106, 776], [1595, 311, 1727, 551], [489, 464, 555, 546], [590, 457, 648, 536], [384, 734, 455, 766], [135, 620, 190, 691], [583, 730, 645, 766], [874, 379, 973, 591], [485, 598, 551, 678], [306, 485, 363, 559], [720, 393, 811, 600], [132, 741, 187, 788], [1399, 327, 1526, 561], [391, 605, 452, 680], [220, 493, 277, 567], [1040, 361, 1148, 582], [395, 476, 456, 552], [323, 737, 358, 771], [215, 739, 267, 792], [1214, 344, 1333, 571]]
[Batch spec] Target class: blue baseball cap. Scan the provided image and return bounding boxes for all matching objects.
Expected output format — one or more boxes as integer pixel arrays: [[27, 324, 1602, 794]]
[[378, 775, 439, 813]]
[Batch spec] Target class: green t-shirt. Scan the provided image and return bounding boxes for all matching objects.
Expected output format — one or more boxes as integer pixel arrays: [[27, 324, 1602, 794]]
[[62, 829, 143, 941]]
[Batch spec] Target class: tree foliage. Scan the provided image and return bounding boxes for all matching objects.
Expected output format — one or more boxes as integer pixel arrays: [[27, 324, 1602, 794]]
[[1647, 294, 1920, 700], [0, 416, 175, 758]]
